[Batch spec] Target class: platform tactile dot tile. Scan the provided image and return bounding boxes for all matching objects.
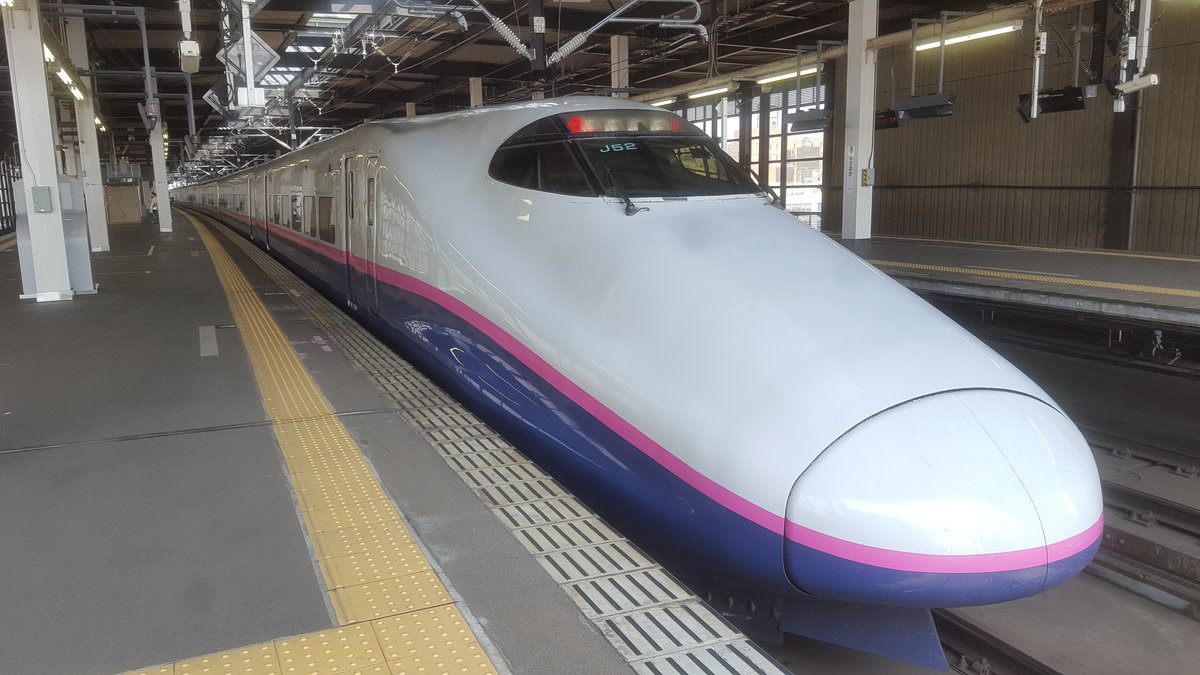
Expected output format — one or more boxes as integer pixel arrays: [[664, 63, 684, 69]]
[[292, 465, 391, 513], [125, 667, 174, 675], [174, 643, 279, 675], [384, 643, 495, 675], [370, 605, 490, 668], [303, 499, 402, 534], [209, 215, 787, 674], [273, 623, 385, 675], [329, 571, 453, 624], [319, 546, 432, 589], [311, 521, 417, 560]]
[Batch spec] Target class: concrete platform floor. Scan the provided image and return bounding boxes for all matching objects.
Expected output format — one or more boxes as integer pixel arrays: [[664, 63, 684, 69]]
[[0, 216, 634, 674]]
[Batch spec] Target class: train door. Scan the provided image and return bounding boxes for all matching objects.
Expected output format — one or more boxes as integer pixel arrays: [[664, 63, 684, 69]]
[[344, 154, 379, 314], [251, 175, 268, 247]]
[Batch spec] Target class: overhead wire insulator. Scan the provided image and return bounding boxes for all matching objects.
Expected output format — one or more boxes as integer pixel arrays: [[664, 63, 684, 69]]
[[547, 34, 587, 65], [488, 14, 533, 60]]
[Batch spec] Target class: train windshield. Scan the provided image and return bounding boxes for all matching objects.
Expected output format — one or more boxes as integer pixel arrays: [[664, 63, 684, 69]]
[[576, 138, 757, 198], [489, 109, 762, 199]]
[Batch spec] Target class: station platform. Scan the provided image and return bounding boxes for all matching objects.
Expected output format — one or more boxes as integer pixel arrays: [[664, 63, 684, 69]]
[[0, 214, 782, 675], [841, 235, 1200, 329]]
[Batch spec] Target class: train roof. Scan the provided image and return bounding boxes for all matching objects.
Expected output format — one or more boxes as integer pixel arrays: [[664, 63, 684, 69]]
[[179, 96, 655, 188]]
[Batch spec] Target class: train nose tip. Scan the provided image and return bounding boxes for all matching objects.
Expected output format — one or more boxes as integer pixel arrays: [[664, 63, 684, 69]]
[[783, 390, 1103, 607]]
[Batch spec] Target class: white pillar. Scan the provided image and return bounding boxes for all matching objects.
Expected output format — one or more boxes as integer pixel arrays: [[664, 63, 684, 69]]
[[66, 15, 109, 251], [3, 2, 74, 301], [610, 35, 629, 98], [149, 109, 171, 232], [842, 0, 878, 240], [405, 102, 417, 117], [469, 77, 483, 107]]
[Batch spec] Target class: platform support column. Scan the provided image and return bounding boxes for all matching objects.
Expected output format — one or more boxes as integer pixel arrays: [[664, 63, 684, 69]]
[[841, 0, 878, 241], [3, 1, 76, 301], [469, 77, 483, 107], [148, 110, 171, 232], [66, 15, 109, 251], [405, 102, 417, 117], [610, 36, 629, 98]]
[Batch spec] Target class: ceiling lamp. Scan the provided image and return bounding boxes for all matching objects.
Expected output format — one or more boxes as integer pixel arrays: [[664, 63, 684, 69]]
[[649, 97, 677, 107], [915, 20, 1023, 51], [688, 86, 729, 99], [755, 67, 818, 85]]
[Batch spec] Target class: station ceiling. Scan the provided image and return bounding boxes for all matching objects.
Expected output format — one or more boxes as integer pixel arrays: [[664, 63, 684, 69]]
[[0, 1, 1059, 173]]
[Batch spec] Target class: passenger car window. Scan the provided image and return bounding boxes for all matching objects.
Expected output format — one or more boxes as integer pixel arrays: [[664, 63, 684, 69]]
[[317, 197, 334, 243], [291, 195, 303, 231]]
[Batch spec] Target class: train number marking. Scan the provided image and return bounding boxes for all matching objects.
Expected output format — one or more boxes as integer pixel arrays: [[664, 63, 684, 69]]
[[599, 143, 638, 153]]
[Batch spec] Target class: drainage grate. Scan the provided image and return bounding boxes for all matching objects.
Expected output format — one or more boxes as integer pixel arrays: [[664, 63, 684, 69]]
[[218, 226, 788, 674], [634, 641, 782, 675], [538, 542, 653, 583], [601, 604, 741, 659]]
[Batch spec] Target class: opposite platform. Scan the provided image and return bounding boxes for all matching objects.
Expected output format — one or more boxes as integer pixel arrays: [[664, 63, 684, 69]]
[[0, 213, 781, 675], [844, 235, 1200, 328]]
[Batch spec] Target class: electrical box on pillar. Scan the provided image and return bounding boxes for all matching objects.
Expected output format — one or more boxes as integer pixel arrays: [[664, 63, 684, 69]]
[[179, 39, 200, 73]]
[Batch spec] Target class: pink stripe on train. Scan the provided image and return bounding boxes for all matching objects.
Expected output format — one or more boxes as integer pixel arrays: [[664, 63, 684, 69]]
[[201, 206, 1105, 576]]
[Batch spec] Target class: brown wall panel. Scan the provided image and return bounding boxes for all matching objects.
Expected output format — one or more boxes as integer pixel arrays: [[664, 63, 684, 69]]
[[823, 3, 1199, 253]]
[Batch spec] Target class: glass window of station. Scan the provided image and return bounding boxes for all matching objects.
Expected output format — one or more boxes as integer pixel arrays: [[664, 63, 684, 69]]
[[678, 86, 824, 230]]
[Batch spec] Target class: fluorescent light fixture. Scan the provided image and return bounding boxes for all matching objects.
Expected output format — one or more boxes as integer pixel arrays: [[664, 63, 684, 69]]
[[915, 20, 1023, 51], [688, 86, 729, 99], [649, 97, 676, 107], [43, 45, 55, 62], [755, 67, 818, 85], [56, 68, 72, 85], [69, 86, 83, 101]]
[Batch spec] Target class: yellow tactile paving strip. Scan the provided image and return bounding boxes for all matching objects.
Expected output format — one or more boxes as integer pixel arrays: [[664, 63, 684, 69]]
[[872, 234, 1200, 263], [125, 212, 498, 675], [868, 258, 1200, 300], [0, 239, 15, 253]]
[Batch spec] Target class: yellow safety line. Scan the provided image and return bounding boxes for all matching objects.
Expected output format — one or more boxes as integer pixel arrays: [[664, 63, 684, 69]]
[[870, 258, 1200, 299], [127, 213, 497, 675], [0, 238, 16, 253], [871, 234, 1200, 263]]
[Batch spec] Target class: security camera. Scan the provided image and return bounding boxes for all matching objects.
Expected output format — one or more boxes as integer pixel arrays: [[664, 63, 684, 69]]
[[1114, 73, 1159, 94]]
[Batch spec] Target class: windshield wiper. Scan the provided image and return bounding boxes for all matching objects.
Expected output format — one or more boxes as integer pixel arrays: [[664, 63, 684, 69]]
[[604, 167, 648, 216], [750, 170, 783, 208]]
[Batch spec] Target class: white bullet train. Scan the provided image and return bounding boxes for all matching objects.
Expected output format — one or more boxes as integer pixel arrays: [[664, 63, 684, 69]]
[[176, 97, 1103, 669]]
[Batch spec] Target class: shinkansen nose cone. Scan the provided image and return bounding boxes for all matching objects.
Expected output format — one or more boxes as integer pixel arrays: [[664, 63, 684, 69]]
[[783, 390, 1103, 608]]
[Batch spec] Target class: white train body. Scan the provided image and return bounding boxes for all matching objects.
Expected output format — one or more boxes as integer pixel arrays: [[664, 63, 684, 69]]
[[176, 97, 1103, 666]]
